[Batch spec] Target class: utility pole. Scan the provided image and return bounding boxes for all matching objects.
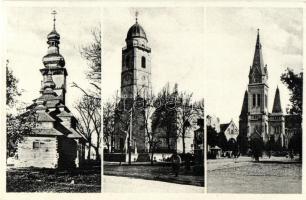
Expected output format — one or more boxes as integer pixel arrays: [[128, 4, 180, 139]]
[[128, 108, 133, 165]]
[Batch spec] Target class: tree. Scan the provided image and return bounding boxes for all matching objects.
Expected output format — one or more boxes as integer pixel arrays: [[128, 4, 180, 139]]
[[73, 26, 102, 160], [152, 83, 178, 152], [207, 125, 219, 147], [103, 100, 115, 153], [6, 60, 37, 157], [80, 27, 101, 88], [152, 83, 204, 154], [75, 95, 101, 160], [280, 68, 303, 115], [141, 94, 161, 165], [176, 91, 204, 154], [6, 60, 21, 107], [281, 68, 303, 160]]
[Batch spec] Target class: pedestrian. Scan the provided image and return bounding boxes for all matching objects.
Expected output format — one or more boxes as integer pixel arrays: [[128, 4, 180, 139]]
[[289, 150, 294, 160], [185, 153, 191, 171], [172, 152, 181, 177]]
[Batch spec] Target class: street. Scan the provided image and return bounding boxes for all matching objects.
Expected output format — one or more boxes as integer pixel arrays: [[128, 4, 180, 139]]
[[207, 156, 302, 193], [103, 175, 204, 193]]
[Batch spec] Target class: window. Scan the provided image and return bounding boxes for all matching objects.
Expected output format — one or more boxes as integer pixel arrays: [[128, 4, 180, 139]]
[[125, 55, 131, 68], [33, 141, 45, 149], [257, 94, 261, 106], [33, 141, 40, 149], [265, 95, 267, 108], [252, 94, 256, 107], [141, 56, 146, 68]]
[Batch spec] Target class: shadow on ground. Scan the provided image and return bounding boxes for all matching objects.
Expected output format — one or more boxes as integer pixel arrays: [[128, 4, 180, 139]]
[[104, 162, 204, 187], [7, 167, 101, 193]]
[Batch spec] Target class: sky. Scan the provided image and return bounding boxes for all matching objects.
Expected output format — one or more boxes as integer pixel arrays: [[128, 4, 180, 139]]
[[204, 7, 303, 125], [6, 6, 100, 113], [102, 7, 205, 102]]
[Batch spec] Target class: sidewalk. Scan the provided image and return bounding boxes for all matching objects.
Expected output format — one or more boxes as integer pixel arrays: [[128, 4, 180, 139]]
[[104, 175, 204, 193]]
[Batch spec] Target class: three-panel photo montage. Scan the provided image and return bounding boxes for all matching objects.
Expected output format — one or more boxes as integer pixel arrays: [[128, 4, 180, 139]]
[[3, 2, 303, 197]]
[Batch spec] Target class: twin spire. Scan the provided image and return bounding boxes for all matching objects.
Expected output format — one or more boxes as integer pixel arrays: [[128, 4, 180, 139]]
[[272, 86, 283, 113]]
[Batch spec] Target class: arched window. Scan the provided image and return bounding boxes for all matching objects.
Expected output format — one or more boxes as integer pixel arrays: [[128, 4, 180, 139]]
[[125, 56, 130, 68], [257, 94, 261, 106], [141, 56, 146, 68]]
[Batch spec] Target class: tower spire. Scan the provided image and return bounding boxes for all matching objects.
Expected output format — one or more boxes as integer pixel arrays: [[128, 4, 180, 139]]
[[249, 28, 267, 84], [272, 86, 283, 113]]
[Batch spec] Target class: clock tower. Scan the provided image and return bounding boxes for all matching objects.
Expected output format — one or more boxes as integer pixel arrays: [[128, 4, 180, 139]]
[[121, 15, 152, 100], [247, 30, 269, 143]]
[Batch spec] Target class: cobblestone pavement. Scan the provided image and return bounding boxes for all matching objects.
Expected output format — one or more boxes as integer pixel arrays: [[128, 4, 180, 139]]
[[207, 156, 302, 193], [104, 175, 204, 193]]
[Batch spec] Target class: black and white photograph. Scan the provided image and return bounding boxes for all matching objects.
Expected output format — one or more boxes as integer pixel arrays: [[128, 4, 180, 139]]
[[102, 7, 205, 193], [5, 7, 101, 192], [205, 7, 303, 193]]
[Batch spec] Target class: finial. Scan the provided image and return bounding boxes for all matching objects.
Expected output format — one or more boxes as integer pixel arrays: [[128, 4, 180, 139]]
[[135, 11, 139, 23], [51, 10, 57, 30], [257, 28, 260, 34]]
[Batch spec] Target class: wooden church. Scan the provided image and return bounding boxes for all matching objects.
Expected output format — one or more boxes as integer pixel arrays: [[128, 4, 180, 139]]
[[15, 11, 86, 169]]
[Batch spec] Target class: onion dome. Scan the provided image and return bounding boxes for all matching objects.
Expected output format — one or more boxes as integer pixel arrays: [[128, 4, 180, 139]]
[[44, 70, 56, 90], [38, 70, 58, 101], [42, 10, 65, 69], [126, 22, 147, 41]]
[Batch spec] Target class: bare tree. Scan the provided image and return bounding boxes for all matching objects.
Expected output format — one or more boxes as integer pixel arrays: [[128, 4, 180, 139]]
[[103, 100, 115, 152], [142, 94, 161, 165], [80, 27, 101, 89], [176, 92, 204, 154], [75, 95, 101, 160]]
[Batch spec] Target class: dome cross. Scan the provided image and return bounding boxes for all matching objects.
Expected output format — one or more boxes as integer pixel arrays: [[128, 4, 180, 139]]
[[51, 10, 57, 30]]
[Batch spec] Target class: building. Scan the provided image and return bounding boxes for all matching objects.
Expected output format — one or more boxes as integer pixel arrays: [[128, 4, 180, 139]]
[[220, 120, 239, 142], [15, 12, 86, 168], [107, 15, 201, 162], [239, 30, 294, 151]]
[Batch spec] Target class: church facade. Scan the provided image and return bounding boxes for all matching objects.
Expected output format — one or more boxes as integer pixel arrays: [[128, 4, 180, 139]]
[[239, 30, 287, 153], [15, 13, 86, 169]]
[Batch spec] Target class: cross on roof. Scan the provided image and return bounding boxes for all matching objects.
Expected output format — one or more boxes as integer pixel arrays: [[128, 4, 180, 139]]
[[51, 10, 57, 30], [135, 11, 139, 23]]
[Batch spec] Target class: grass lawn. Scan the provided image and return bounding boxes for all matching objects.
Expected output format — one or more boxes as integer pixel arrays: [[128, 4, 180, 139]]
[[7, 167, 101, 193], [208, 161, 302, 193], [104, 163, 204, 187]]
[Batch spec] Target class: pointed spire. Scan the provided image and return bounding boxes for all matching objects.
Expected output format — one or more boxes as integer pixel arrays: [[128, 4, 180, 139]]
[[249, 29, 267, 84], [239, 90, 249, 119], [272, 86, 283, 113]]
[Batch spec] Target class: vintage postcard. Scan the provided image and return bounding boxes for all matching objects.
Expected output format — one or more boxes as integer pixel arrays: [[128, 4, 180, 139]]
[[0, 0, 305, 200]]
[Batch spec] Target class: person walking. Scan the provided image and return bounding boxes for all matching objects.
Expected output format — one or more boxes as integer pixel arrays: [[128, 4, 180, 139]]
[[172, 152, 182, 177]]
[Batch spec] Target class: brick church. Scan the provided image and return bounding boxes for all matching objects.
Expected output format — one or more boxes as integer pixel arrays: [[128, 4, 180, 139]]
[[238, 30, 292, 154], [15, 12, 86, 168]]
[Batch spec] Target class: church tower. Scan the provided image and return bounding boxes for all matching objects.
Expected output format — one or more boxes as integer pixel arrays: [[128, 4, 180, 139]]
[[268, 87, 285, 147], [121, 13, 152, 100], [40, 11, 68, 104], [247, 30, 269, 143]]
